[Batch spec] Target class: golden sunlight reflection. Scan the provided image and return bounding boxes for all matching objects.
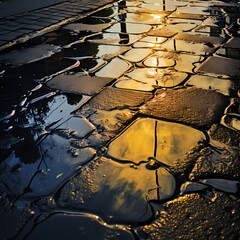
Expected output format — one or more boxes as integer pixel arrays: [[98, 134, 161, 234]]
[[92, 159, 175, 213], [107, 118, 206, 165], [143, 56, 175, 68]]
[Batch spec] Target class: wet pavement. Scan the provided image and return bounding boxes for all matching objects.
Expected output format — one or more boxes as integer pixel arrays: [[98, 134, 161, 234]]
[[0, 0, 240, 239]]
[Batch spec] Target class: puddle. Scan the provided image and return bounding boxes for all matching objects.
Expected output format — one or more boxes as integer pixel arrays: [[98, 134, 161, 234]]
[[143, 53, 175, 68], [28, 28, 88, 47], [1, 54, 79, 83], [124, 68, 188, 88], [175, 53, 204, 73], [0, 133, 95, 200], [221, 114, 240, 131], [115, 77, 155, 91], [143, 0, 188, 6], [0, 44, 60, 67], [62, 41, 130, 60], [186, 75, 236, 96], [17, 94, 89, 130], [133, 41, 163, 49], [125, 67, 180, 87], [104, 22, 152, 34], [57, 158, 175, 223], [148, 23, 197, 37], [86, 32, 141, 46], [63, 22, 113, 33], [91, 6, 120, 19], [169, 12, 206, 20], [107, 118, 206, 165], [120, 48, 152, 62], [25, 213, 135, 240], [95, 57, 131, 79], [77, 16, 113, 25], [162, 38, 216, 55], [115, 12, 167, 25], [140, 36, 167, 44], [46, 74, 114, 96], [197, 56, 240, 77], [127, 3, 176, 12]]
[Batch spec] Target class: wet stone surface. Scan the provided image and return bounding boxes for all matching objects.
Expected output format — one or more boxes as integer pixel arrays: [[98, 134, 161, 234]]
[[138, 193, 240, 240], [1, 0, 240, 239], [140, 88, 230, 128]]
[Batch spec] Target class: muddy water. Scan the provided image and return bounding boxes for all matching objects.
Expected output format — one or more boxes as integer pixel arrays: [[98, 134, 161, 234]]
[[0, 0, 240, 239]]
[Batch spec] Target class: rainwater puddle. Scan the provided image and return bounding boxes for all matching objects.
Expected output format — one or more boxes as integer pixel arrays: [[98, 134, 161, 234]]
[[46, 74, 114, 96], [148, 23, 197, 37], [221, 114, 240, 131], [115, 77, 155, 91], [140, 36, 167, 44], [91, 6, 120, 19], [63, 22, 114, 34], [104, 22, 152, 34], [0, 133, 95, 200], [143, 0, 188, 6], [186, 75, 236, 96], [169, 12, 206, 20], [62, 41, 130, 60], [1, 54, 79, 83], [124, 68, 188, 88], [143, 53, 175, 68], [120, 48, 152, 62], [107, 118, 206, 165], [133, 41, 163, 49], [175, 53, 204, 73], [0, 44, 60, 67], [95, 57, 131, 79], [25, 213, 135, 240], [161, 38, 216, 55], [86, 32, 141, 46], [58, 158, 175, 224], [29, 28, 87, 47], [114, 12, 167, 25], [15, 94, 90, 131], [127, 3, 176, 12]]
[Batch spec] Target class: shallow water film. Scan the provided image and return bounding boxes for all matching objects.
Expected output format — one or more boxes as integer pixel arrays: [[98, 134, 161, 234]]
[[0, 0, 240, 239]]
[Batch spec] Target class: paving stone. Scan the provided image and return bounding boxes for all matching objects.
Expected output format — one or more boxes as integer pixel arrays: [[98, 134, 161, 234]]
[[138, 193, 240, 240], [46, 74, 114, 96], [140, 88, 230, 128], [80, 87, 153, 111], [0, 40, 6, 45], [189, 143, 240, 180], [25, 24, 44, 30], [197, 56, 240, 77], [209, 124, 240, 148], [0, 32, 22, 41]]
